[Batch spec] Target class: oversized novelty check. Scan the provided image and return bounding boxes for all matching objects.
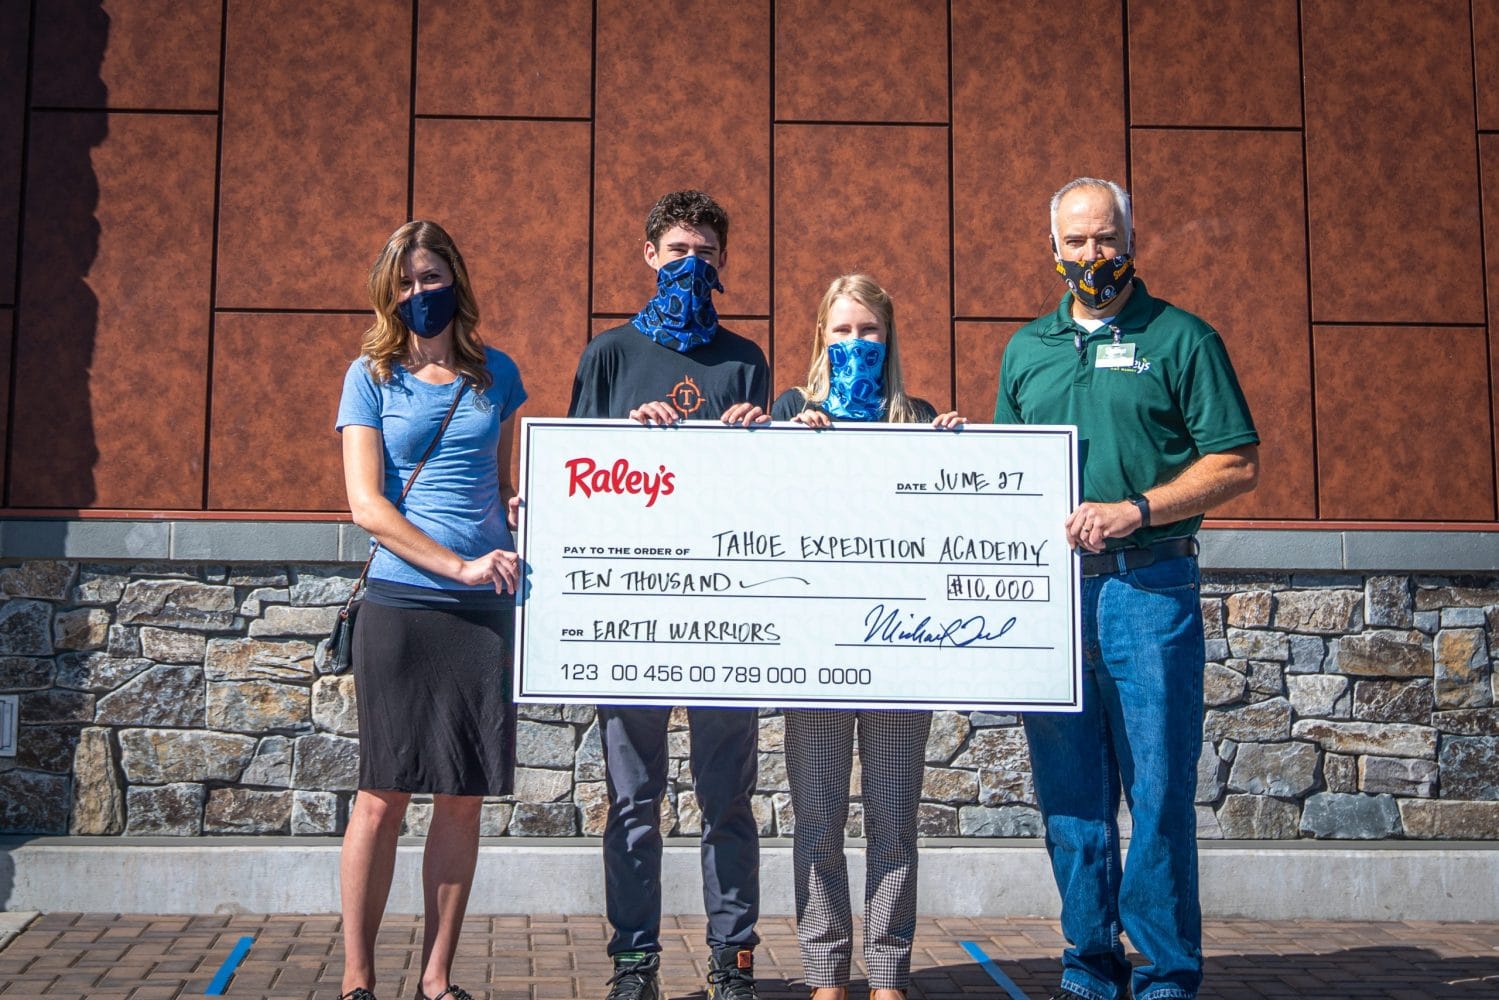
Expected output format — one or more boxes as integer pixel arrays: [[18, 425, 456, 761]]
[[514, 419, 1080, 711]]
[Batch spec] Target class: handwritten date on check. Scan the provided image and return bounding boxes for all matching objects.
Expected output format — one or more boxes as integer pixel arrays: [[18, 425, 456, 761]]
[[514, 419, 1081, 712]]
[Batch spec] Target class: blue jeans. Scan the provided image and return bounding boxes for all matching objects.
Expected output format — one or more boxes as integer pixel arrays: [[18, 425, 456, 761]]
[[1023, 554, 1204, 1000]]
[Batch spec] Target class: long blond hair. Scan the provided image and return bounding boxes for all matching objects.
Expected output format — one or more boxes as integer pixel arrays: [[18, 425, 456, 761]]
[[361, 220, 491, 389], [795, 274, 922, 423]]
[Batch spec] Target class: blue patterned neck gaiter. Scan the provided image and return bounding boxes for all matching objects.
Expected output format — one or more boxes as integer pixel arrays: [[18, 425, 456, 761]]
[[822, 338, 887, 420], [632, 255, 723, 352]]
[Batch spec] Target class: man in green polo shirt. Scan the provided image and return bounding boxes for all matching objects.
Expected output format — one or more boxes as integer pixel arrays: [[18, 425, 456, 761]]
[[994, 177, 1259, 1000]]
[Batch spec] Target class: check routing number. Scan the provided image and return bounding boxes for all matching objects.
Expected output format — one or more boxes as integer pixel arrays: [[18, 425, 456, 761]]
[[514, 419, 1081, 712]]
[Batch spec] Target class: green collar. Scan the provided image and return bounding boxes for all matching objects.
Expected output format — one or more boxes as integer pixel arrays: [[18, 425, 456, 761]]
[[1035, 278, 1158, 339]]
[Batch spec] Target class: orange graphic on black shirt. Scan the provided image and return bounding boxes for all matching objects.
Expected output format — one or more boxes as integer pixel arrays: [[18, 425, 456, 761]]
[[669, 375, 704, 416]]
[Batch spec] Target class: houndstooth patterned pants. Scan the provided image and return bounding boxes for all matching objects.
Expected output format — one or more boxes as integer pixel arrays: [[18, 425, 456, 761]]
[[783, 708, 932, 989]]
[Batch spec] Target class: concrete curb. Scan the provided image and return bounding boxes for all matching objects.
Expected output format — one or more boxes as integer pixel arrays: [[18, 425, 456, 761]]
[[0, 911, 40, 953], [4, 838, 1497, 921]]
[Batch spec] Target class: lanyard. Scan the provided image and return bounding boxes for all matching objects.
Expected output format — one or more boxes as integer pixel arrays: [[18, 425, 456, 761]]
[[1073, 323, 1124, 359]]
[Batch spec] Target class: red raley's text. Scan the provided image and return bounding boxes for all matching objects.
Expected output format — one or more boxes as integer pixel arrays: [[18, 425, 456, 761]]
[[565, 457, 676, 507]]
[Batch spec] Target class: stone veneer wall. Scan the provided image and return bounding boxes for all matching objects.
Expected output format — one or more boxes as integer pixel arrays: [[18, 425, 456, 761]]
[[0, 560, 1495, 839]]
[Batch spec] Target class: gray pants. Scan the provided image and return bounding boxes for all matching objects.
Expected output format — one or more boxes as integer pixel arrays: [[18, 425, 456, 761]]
[[784, 708, 931, 988], [600, 705, 761, 955]]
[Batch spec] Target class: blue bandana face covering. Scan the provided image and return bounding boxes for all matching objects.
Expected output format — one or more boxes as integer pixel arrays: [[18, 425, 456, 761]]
[[397, 283, 458, 338], [822, 338, 887, 420], [632, 255, 723, 352]]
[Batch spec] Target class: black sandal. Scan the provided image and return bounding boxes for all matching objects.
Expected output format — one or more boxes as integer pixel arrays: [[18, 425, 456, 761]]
[[416, 986, 475, 1000], [340, 991, 377, 1000]]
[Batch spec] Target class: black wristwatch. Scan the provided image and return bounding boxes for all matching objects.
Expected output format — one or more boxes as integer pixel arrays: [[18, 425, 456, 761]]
[[1127, 493, 1151, 528]]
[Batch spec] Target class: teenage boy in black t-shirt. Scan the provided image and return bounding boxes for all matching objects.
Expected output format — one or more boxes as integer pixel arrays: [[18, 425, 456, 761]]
[[569, 191, 768, 1000]]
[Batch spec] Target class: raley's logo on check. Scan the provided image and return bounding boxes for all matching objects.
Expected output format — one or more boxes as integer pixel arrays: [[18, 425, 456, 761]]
[[564, 457, 677, 507]]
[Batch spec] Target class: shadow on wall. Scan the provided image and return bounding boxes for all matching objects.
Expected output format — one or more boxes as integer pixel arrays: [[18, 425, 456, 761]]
[[6, 1, 108, 510], [0, 838, 16, 907]]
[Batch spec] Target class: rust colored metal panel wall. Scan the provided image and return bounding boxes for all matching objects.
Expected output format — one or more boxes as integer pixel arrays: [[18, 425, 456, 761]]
[[12, 112, 216, 509], [413, 119, 592, 427], [208, 313, 361, 511], [1131, 129, 1314, 520], [0, 307, 9, 489], [1484, 134, 1499, 510], [951, 0, 1127, 320], [216, 0, 411, 311], [1128, 0, 1302, 128], [0, 0, 28, 306], [32, 0, 220, 111], [592, 0, 771, 318], [1475, 0, 1499, 132], [774, 124, 951, 409], [1314, 326, 1495, 521], [1304, 1, 1481, 324], [1, 1, 1497, 525], [775, 0, 947, 123], [417, 0, 592, 118], [954, 320, 1019, 424]]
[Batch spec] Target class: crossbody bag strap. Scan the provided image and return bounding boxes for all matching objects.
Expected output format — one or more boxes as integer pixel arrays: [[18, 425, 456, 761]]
[[339, 379, 468, 617]]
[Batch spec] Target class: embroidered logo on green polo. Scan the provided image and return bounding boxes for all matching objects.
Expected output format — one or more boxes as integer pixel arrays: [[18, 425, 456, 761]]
[[1111, 357, 1152, 375]]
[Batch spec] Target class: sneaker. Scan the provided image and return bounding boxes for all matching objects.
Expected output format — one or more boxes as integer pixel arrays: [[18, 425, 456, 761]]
[[1047, 987, 1129, 1000], [606, 951, 662, 1000], [706, 947, 757, 1000]]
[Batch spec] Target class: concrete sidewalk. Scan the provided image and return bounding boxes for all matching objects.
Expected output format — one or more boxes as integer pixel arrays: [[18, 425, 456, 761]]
[[1, 911, 1498, 999]]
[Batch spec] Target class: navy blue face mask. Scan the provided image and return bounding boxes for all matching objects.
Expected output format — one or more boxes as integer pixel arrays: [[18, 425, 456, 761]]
[[397, 283, 458, 338], [632, 255, 723, 352]]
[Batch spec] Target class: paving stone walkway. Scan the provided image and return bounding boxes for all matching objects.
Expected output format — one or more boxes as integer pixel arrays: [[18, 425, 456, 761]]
[[1, 912, 1497, 999]]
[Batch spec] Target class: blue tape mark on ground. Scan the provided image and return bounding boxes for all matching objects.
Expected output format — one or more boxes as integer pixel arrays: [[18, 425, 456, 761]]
[[960, 939, 1030, 1000], [205, 935, 255, 996]]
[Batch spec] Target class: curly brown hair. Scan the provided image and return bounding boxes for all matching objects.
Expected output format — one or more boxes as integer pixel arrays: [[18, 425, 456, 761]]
[[644, 190, 731, 249]]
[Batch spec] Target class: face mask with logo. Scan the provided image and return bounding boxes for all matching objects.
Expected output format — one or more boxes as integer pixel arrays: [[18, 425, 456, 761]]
[[1056, 255, 1135, 311], [632, 255, 723, 352], [821, 338, 887, 421], [397, 283, 458, 338]]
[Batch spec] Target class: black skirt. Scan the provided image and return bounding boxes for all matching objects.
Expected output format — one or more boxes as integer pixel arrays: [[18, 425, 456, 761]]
[[351, 600, 517, 796]]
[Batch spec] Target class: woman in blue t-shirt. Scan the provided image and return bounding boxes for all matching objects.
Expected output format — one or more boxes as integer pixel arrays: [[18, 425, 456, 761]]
[[771, 274, 963, 1000], [334, 221, 527, 1000]]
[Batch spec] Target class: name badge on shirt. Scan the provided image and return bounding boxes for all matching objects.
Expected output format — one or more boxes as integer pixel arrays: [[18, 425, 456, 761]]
[[1095, 342, 1137, 368]]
